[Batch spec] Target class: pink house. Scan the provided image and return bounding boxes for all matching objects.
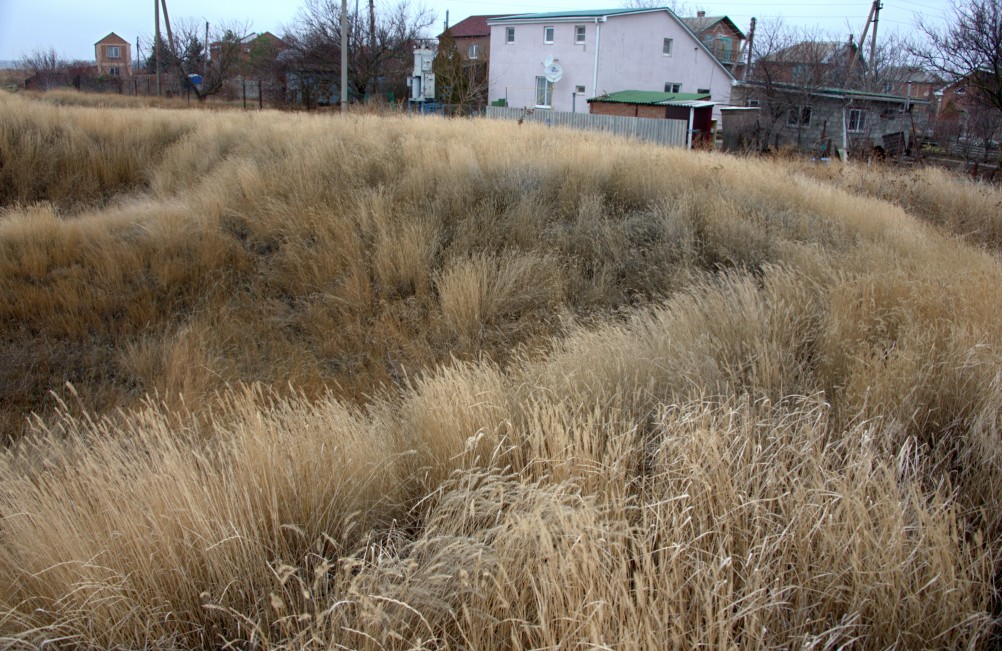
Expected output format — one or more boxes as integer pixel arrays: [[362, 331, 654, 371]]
[[488, 8, 735, 119]]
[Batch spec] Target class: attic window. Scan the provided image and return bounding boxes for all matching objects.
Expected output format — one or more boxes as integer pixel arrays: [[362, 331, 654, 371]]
[[717, 37, 732, 63], [544, 26, 555, 44], [506, 26, 515, 44], [663, 38, 673, 56], [107, 45, 121, 59]]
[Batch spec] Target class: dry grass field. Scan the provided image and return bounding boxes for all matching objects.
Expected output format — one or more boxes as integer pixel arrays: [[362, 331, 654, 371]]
[[1, 89, 1001, 649]]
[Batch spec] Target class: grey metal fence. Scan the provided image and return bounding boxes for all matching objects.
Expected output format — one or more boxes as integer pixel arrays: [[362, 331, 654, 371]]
[[485, 106, 689, 148]]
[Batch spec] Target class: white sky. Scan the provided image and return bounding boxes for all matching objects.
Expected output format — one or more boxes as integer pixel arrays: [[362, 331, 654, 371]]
[[0, 0, 952, 63]]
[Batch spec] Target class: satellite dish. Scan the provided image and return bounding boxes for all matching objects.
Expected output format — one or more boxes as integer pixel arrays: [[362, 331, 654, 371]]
[[543, 55, 554, 67], [544, 62, 563, 83]]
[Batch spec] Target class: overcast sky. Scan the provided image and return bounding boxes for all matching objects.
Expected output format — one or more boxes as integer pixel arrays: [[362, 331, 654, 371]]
[[0, 0, 952, 63]]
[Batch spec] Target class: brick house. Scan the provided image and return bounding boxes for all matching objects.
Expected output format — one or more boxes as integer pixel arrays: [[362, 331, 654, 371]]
[[681, 12, 745, 71], [442, 15, 512, 63], [95, 33, 131, 78], [757, 39, 863, 88], [209, 32, 287, 71], [487, 8, 735, 120]]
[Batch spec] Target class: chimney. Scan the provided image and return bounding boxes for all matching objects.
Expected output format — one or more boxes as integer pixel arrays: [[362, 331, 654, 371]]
[[697, 10, 706, 18]]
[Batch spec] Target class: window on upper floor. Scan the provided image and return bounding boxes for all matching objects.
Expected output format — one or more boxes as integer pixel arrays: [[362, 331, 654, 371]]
[[575, 25, 586, 44], [544, 26, 555, 43], [107, 45, 121, 59], [717, 37, 732, 63], [468, 43, 480, 59], [506, 27, 515, 44], [665, 82, 681, 93], [575, 84, 586, 93], [663, 38, 673, 56]]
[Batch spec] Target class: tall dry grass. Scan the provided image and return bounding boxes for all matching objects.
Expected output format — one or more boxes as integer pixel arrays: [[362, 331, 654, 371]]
[[0, 90, 1001, 647]]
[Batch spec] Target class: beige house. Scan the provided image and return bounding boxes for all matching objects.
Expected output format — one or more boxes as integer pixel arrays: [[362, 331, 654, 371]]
[[95, 33, 131, 78]]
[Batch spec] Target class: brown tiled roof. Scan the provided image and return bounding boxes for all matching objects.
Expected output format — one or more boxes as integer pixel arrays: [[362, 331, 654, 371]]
[[442, 15, 512, 39], [682, 16, 744, 38], [96, 32, 128, 46]]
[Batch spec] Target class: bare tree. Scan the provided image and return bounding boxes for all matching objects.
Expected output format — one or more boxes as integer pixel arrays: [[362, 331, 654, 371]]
[[285, 0, 434, 104], [432, 28, 488, 111], [18, 47, 68, 90], [911, 0, 1002, 170], [141, 18, 252, 100], [741, 21, 859, 149]]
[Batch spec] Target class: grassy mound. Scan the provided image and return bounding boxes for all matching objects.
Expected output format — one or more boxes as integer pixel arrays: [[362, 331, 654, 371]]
[[0, 91, 1000, 648]]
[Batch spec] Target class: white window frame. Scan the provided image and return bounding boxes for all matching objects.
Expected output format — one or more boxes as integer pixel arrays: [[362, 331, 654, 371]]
[[535, 75, 554, 107], [544, 26, 555, 44], [665, 82, 681, 93], [468, 43, 479, 59], [848, 108, 866, 132], [663, 38, 673, 56], [506, 27, 515, 44], [746, 99, 760, 107], [575, 25, 586, 44], [109, 66, 120, 76], [787, 105, 812, 127], [107, 45, 121, 59]]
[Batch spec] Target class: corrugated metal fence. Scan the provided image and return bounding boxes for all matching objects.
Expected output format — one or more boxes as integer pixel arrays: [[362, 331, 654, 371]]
[[485, 106, 689, 148]]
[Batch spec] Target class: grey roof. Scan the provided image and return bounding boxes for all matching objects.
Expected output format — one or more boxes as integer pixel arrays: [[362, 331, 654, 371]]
[[766, 41, 859, 66], [882, 66, 942, 85]]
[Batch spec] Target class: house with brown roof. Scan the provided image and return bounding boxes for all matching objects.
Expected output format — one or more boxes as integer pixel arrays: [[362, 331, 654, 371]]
[[441, 15, 513, 63], [681, 12, 745, 71], [95, 32, 131, 78]]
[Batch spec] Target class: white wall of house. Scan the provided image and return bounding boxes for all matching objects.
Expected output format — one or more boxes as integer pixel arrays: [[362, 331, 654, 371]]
[[488, 10, 733, 119]]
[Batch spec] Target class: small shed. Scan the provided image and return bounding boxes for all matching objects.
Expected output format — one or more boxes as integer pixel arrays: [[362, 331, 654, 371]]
[[588, 90, 716, 147]]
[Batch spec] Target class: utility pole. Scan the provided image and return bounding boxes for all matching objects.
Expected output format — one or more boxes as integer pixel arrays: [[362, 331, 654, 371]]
[[205, 20, 209, 77], [870, 0, 882, 83], [743, 17, 756, 82], [848, 1, 879, 80], [369, 0, 376, 50], [155, 0, 161, 96], [341, 0, 348, 112]]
